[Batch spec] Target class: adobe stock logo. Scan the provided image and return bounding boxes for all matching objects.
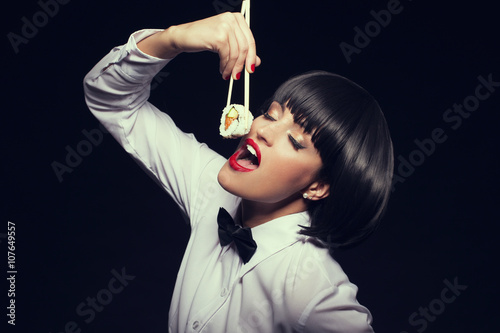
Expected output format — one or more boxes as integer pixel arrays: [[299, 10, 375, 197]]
[[339, 0, 407, 64], [7, 0, 72, 54], [392, 73, 499, 191], [238, 250, 328, 331], [51, 124, 108, 183], [49, 267, 135, 333], [52, 70, 170, 183], [400, 277, 467, 333]]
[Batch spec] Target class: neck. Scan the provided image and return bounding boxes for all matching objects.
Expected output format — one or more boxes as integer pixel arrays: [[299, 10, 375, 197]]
[[240, 194, 307, 228]]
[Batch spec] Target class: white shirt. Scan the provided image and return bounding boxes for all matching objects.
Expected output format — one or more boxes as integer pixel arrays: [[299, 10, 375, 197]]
[[84, 29, 374, 333]]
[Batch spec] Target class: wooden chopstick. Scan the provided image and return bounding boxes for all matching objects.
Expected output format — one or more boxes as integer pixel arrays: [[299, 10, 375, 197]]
[[226, 0, 251, 130]]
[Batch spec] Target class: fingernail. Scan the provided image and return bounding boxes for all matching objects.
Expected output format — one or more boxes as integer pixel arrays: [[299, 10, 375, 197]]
[[236, 72, 241, 80], [251, 64, 255, 72], [224, 75, 230, 80]]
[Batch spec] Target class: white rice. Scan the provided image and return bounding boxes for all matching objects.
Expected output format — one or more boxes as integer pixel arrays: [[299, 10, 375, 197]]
[[219, 104, 254, 139]]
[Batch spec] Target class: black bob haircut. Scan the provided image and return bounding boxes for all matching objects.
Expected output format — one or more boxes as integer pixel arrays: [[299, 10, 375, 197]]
[[263, 71, 394, 250]]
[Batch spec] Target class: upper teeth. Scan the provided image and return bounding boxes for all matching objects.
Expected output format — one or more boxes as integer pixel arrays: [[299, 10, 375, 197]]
[[247, 144, 257, 157]]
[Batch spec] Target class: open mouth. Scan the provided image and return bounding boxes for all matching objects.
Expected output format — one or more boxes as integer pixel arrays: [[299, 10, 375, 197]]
[[229, 138, 261, 172]]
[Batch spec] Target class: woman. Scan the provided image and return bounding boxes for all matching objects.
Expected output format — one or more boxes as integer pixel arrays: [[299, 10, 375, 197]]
[[84, 12, 393, 333]]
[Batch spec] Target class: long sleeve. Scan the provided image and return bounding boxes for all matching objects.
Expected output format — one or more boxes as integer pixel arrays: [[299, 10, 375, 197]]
[[279, 242, 374, 333], [300, 284, 374, 333], [83, 29, 375, 333], [83, 29, 227, 222]]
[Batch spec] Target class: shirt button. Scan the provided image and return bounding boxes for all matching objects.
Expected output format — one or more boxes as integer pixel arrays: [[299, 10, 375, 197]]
[[192, 321, 200, 330], [220, 288, 228, 297]]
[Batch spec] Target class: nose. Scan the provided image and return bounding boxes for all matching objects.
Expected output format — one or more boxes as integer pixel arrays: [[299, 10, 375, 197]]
[[256, 119, 277, 147]]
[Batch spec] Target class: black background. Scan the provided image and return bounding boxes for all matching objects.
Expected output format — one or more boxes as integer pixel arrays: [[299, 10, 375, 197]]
[[3, 0, 499, 332]]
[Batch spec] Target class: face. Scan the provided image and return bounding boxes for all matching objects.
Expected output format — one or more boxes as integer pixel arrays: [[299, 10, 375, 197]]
[[218, 101, 324, 203]]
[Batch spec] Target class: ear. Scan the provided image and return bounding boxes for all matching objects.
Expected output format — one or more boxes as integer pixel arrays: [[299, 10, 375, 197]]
[[303, 181, 330, 201]]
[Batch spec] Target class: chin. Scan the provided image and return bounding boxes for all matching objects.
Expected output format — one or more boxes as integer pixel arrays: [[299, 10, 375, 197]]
[[217, 163, 255, 201], [217, 162, 238, 195]]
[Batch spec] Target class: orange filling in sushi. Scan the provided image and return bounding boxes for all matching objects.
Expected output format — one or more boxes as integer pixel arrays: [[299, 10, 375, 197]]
[[224, 107, 239, 130]]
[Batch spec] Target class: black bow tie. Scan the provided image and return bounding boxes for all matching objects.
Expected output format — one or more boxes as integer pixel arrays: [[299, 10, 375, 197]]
[[217, 207, 257, 264]]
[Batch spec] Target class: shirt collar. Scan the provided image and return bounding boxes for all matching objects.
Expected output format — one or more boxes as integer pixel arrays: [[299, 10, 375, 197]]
[[239, 210, 311, 277]]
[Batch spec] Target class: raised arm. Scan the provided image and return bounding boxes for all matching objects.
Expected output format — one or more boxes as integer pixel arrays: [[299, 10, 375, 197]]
[[83, 13, 259, 221]]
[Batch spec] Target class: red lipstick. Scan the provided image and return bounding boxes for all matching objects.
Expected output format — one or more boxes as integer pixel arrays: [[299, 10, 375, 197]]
[[229, 138, 261, 172]]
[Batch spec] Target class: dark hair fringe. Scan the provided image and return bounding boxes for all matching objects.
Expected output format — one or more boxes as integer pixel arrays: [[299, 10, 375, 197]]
[[267, 71, 394, 250]]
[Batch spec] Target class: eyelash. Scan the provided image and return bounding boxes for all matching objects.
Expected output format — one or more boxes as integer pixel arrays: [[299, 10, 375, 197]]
[[288, 134, 305, 150], [263, 112, 305, 150], [263, 112, 275, 121]]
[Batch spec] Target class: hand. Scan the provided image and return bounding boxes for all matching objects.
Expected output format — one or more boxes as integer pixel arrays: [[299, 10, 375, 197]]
[[142, 13, 261, 80]]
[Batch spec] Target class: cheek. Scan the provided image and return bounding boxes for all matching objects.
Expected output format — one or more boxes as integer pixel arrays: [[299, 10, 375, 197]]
[[257, 148, 322, 197], [271, 157, 319, 188]]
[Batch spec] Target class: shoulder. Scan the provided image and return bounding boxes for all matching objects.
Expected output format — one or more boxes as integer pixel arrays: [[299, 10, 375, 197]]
[[283, 237, 349, 289], [279, 239, 374, 332]]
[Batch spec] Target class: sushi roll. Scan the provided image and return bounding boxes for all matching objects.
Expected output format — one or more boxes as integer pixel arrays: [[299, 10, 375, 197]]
[[219, 104, 254, 139]]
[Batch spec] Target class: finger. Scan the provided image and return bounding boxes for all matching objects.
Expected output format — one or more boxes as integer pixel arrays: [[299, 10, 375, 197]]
[[215, 14, 241, 79], [230, 19, 251, 78], [222, 24, 241, 79], [217, 34, 231, 77], [255, 55, 262, 67], [234, 13, 257, 74]]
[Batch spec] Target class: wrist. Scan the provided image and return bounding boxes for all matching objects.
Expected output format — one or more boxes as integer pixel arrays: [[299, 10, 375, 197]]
[[159, 26, 182, 59]]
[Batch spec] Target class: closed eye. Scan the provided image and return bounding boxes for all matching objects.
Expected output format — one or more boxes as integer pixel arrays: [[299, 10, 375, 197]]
[[263, 112, 276, 121], [263, 110, 305, 150], [288, 134, 305, 150]]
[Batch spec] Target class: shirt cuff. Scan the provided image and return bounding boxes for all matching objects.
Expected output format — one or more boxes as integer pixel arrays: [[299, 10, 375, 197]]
[[110, 28, 173, 83]]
